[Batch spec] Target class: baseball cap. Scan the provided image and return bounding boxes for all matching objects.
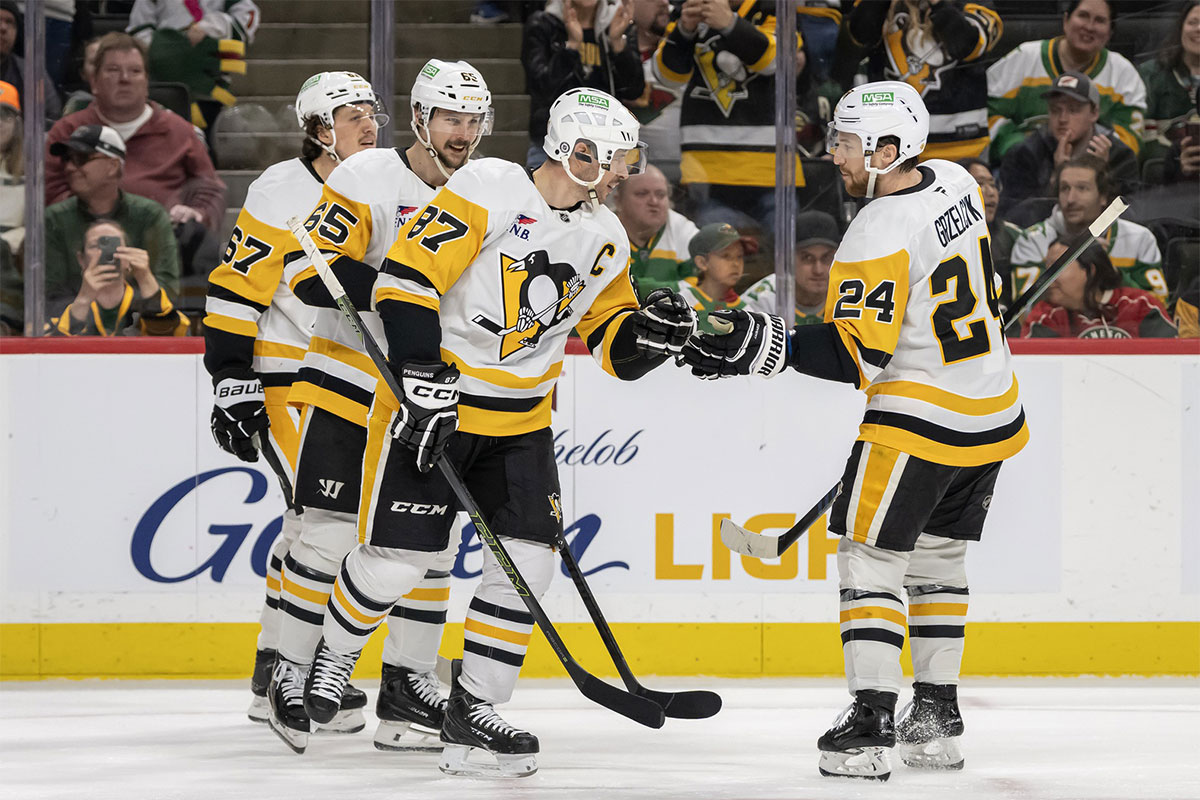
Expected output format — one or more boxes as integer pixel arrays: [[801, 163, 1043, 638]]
[[1043, 71, 1099, 108], [689, 222, 742, 259], [795, 210, 840, 250], [49, 124, 127, 161], [0, 81, 18, 114]]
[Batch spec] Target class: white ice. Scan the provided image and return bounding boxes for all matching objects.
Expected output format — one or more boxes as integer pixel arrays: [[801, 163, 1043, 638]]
[[2, 677, 1197, 800]]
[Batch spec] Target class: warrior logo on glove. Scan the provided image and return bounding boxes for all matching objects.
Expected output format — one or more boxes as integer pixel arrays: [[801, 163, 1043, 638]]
[[471, 250, 589, 359]]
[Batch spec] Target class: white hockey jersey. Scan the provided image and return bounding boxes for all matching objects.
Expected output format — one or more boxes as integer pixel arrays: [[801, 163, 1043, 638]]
[[825, 159, 1028, 467], [283, 148, 438, 427], [204, 157, 322, 383], [375, 158, 642, 437]]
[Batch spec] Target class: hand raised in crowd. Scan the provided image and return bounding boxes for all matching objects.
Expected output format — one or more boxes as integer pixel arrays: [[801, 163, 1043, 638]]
[[609, 0, 634, 52], [71, 253, 125, 321], [1083, 133, 1112, 160], [1180, 137, 1200, 177], [116, 245, 160, 297], [564, 1, 585, 49], [1053, 134, 1074, 167], [698, 0, 736, 30], [678, 0, 704, 33], [185, 24, 206, 46], [169, 204, 205, 225]]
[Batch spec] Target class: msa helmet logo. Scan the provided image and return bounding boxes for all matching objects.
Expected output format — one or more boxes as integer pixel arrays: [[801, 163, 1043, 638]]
[[317, 479, 345, 499], [390, 501, 450, 515], [861, 91, 895, 104], [577, 93, 610, 109], [420, 63, 440, 79]]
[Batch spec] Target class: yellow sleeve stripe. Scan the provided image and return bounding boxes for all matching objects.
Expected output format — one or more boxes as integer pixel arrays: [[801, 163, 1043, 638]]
[[203, 313, 258, 338], [866, 377, 1020, 417], [595, 308, 634, 377], [746, 24, 778, 73], [254, 340, 308, 361], [287, 264, 319, 293], [441, 347, 563, 390], [375, 286, 440, 312]]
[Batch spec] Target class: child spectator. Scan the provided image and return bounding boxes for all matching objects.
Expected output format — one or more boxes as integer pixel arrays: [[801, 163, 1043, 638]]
[[679, 222, 747, 330], [988, 0, 1146, 160], [742, 209, 838, 325], [1022, 239, 1176, 338], [614, 163, 700, 302]]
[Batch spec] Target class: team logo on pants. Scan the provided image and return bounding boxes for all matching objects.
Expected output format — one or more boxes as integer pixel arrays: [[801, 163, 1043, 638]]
[[471, 250, 586, 360], [547, 493, 563, 524]]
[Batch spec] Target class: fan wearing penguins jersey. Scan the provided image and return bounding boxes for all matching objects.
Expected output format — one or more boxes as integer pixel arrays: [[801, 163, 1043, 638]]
[[203, 70, 386, 733], [298, 87, 696, 779], [262, 61, 495, 757], [682, 82, 1028, 781]]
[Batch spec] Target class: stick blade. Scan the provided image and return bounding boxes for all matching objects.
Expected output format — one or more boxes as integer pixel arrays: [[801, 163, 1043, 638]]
[[571, 668, 665, 729], [636, 687, 723, 719], [720, 517, 782, 559]]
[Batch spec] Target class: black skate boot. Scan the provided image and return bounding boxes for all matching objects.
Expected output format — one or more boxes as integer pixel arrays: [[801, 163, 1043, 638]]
[[303, 638, 361, 726], [373, 663, 447, 752], [817, 689, 897, 781], [267, 657, 311, 754], [313, 681, 367, 735], [247, 647, 276, 723], [896, 682, 965, 770], [439, 659, 538, 778]]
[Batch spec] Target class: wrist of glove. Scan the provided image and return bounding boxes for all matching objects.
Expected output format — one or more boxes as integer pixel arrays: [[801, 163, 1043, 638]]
[[680, 309, 789, 379], [390, 361, 460, 473], [211, 369, 268, 462], [632, 287, 697, 357]]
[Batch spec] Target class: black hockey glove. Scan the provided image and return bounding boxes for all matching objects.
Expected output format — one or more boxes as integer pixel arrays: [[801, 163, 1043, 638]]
[[211, 369, 269, 462], [680, 309, 789, 380], [390, 361, 460, 473], [631, 287, 697, 357]]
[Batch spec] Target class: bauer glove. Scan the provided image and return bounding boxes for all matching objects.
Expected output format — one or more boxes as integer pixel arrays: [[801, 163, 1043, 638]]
[[680, 309, 789, 379], [211, 369, 269, 462], [390, 361, 460, 473], [631, 287, 697, 357]]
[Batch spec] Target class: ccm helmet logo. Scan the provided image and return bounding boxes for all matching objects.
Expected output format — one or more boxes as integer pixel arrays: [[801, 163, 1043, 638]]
[[411, 385, 458, 402], [390, 502, 450, 515], [462, 95, 486, 101]]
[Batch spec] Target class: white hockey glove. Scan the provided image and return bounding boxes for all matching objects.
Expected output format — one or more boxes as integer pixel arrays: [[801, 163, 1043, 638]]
[[631, 287, 697, 357], [211, 370, 269, 462], [390, 361, 460, 473], [680, 309, 789, 380]]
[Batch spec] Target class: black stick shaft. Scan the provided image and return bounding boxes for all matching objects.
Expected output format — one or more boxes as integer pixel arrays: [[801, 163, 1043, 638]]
[[777, 482, 843, 555]]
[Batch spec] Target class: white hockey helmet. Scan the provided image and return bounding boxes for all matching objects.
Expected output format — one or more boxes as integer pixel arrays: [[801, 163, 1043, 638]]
[[828, 80, 928, 197], [295, 71, 389, 161], [409, 59, 494, 178], [543, 88, 646, 201]]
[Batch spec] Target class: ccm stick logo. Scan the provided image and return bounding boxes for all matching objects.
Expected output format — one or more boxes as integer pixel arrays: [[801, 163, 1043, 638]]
[[390, 502, 450, 515]]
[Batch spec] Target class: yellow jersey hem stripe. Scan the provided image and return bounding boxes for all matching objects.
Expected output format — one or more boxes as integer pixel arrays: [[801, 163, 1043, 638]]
[[866, 377, 1020, 417], [858, 422, 1029, 468]]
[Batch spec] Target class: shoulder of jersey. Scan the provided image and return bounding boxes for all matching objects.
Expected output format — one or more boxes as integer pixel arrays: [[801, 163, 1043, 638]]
[[445, 157, 530, 203], [588, 202, 631, 248], [242, 158, 322, 228], [1120, 218, 1156, 242], [326, 148, 408, 199]]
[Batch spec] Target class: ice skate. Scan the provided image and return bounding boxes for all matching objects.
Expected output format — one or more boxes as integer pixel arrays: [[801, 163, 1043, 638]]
[[247, 647, 276, 723], [314, 682, 367, 735], [897, 682, 965, 770], [817, 690, 896, 781], [303, 638, 361, 726], [373, 664, 446, 752], [267, 658, 311, 754], [439, 660, 538, 778]]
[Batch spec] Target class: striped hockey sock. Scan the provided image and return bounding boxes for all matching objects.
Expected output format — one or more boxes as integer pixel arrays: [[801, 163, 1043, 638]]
[[323, 561, 393, 655], [461, 596, 535, 705], [277, 553, 334, 665], [906, 585, 968, 684], [840, 588, 907, 695], [384, 570, 451, 674]]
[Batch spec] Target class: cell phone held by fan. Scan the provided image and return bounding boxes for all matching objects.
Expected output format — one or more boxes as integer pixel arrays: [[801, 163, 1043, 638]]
[[96, 235, 121, 266]]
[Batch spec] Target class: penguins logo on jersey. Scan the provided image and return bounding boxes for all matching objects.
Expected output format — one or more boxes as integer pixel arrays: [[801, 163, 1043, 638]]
[[693, 39, 755, 117], [471, 250, 585, 360]]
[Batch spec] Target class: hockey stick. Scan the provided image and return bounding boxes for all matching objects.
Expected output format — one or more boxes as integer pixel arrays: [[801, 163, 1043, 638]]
[[1002, 196, 1129, 335], [720, 482, 842, 559], [554, 536, 722, 719], [471, 283, 584, 337], [286, 217, 666, 730]]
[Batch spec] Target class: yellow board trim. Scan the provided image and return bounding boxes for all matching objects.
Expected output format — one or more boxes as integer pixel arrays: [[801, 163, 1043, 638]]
[[2, 622, 1195, 679], [464, 618, 533, 647]]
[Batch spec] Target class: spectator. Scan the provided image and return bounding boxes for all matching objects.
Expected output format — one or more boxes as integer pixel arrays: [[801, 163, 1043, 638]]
[[836, 0, 1001, 162], [655, 0, 805, 230], [742, 209, 838, 325], [997, 70, 1137, 219], [43, 0, 77, 90], [127, 0, 261, 132], [1138, 0, 1199, 153], [1022, 239, 1176, 338], [45, 32, 226, 275], [1176, 274, 1198, 337], [625, 0, 682, 177], [61, 37, 101, 117], [614, 163, 700, 302], [0, 79, 19, 334], [1010, 155, 1166, 304], [987, 0, 1146, 161], [45, 125, 181, 315], [522, 0, 644, 169], [678, 222, 747, 330], [0, 1, 64, 120], [48, 218, 188, 336], [961, 157, 1021, 311]]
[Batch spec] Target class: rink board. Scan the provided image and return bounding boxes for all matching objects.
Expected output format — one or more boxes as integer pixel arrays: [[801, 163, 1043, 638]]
[[1, 342, 1197, 678]]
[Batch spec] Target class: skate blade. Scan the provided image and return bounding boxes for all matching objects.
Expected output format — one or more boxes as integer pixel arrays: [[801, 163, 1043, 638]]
[[818, 747, 891, 781], [315, 708, 366, 735], [247, 695, 269, 723], [373, 720, 442, 752], [268, 715, 309, 754], [439, 744, 538, 778], [900, 737, 964, 770]]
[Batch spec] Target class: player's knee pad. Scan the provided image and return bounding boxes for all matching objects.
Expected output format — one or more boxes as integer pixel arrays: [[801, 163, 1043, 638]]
[[837, 536, 909, 594], [344, 544, 439, 604], [904, 535, 968, 588], [290, 507, 359, 576], [278, 508, 302, 550], [427, 514, 467, 574], [478, 538, 555, 605]]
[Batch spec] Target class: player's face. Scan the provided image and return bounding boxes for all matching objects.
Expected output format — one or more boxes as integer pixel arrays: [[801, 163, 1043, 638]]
[[698, 242, 744, 291], [426, 108, 486, 169], [1058, 166, 1105, 227], [1048, 95, 1098, 144], [831, 132, 869, 197], [616, 169, 669, 230], [794, 243, 835, 299], [330, 103, 378, 159], [966, 163, 999, 223], [1045, 242, 1088, 311], [1062, 0, 1111, 56]]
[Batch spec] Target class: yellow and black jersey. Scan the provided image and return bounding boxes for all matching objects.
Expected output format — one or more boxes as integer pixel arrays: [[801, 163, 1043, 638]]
[[203, 157, 324, 384], [282, 148, 438, 427], [792, 159, 1027, 467], [375, 157, 654, 437]]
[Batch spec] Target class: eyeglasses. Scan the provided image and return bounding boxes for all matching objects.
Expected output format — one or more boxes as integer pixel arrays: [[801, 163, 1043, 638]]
[[65, 151, 105, 167]]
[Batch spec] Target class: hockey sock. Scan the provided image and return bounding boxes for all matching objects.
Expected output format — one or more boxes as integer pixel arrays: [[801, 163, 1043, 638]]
[[323, 544, 431, 655], [255, 509, 299, 651], [384, 569, 451, 674], [277, 552, 335, 665], [837, 537, 909, 695], [906, 585, 968, 684]]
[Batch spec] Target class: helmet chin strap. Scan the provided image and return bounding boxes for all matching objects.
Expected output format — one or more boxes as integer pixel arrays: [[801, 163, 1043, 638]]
[[560, 155, 604, 206], [862, 150, 904, 199]]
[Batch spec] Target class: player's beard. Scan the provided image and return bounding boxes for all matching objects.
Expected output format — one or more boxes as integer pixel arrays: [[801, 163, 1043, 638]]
[[436, 138, 473, 169]]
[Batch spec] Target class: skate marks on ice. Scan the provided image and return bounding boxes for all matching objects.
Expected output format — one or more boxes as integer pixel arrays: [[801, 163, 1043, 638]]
[[1, 678, 1197, 800]]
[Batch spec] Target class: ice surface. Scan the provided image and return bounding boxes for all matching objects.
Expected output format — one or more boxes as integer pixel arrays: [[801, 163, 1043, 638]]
[[2, 677, 1197, 800]]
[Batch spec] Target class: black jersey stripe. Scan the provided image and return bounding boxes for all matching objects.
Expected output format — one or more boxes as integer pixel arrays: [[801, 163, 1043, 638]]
[[463, 638, 526, 667], [840, 628, 906, 649], [207, 282, 269, 313], [469, 596, 534, 626], [261, 372, 299, 388], [459, 392, 548, 413], [861, 407, 1027, 448], [294, 368, 375, 409], [381, 258, 438, 291]]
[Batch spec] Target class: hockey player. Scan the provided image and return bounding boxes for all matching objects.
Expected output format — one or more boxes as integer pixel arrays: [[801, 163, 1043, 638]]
[[267, 60, 496, 755], [681, 81, 1028, 781], [203, 70, 386, 730], [298, 87, 697, 778]]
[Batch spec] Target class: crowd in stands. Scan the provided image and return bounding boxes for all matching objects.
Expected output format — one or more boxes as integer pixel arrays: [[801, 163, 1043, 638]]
[[0, 0, 1196, 339]]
